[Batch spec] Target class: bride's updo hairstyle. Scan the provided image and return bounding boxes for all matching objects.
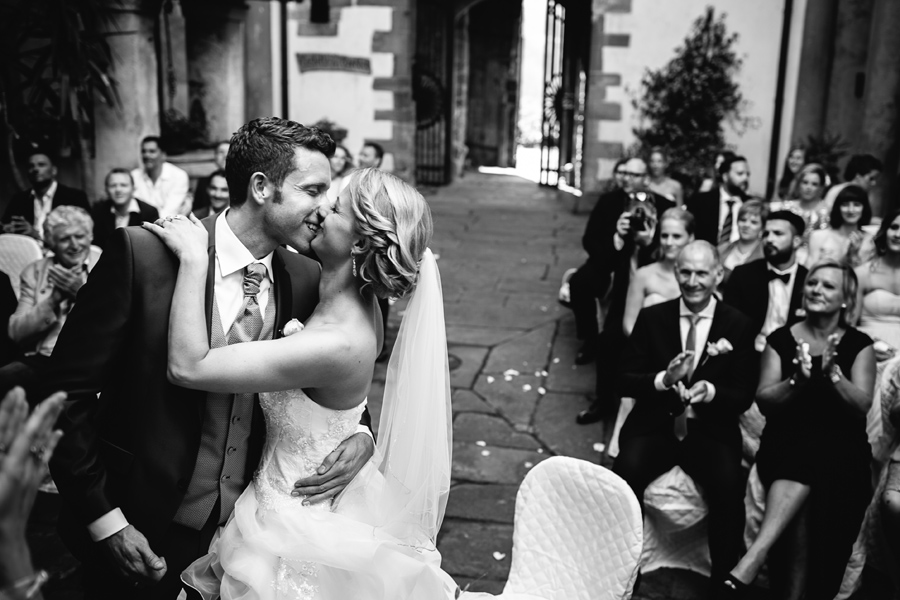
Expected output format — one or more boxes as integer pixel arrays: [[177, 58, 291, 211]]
[[347, 168, 433, 299]]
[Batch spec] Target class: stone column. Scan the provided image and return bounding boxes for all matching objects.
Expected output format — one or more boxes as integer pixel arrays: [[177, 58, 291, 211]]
[[825, 0, 873, 146], [245, 0, 274, 119], [92, 0, 160, 199], [860, 0, 900, 215], [160, 0, 190, 116], [790, 0, 839, 143]]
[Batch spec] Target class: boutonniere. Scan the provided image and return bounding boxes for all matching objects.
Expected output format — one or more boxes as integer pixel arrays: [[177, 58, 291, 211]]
[[280, 318, 304, 337], [706, 338, 733, 357]]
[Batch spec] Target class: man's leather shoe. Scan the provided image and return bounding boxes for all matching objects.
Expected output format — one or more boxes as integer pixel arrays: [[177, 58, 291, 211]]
[[574, 341, 597, 365], [576, 402, 613, 425]]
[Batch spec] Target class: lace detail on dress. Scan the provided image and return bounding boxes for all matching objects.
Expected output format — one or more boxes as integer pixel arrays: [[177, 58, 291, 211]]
[[274, 558, 320, 600]]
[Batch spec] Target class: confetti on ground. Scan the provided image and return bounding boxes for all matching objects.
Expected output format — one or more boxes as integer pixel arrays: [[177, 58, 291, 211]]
[[475, 441, 487, 447], [504, 375, 513, 382], [534, 371, 542, 377], [522, 384, 532, 392], [593, 443, 606, 453], [552, 358, 560, 364], [493, 552, 507, 561], [540, 306, 548, 312], [486, 376, 495, 384], [541, 370, 549, 377], [536, 448, 543, 454], [537, 387, 546, 395], [524, 462, 534, 468], [481, 450, 491, 457], [502, 369, 520, 377]]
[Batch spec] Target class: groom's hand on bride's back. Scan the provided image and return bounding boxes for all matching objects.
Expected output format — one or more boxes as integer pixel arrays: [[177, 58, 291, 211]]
[[102, 524, 167, 584], [292, 432, 375, 504]]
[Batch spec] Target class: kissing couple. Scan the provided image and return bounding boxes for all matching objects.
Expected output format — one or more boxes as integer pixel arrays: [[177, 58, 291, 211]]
[[45, 118, 544, 599]]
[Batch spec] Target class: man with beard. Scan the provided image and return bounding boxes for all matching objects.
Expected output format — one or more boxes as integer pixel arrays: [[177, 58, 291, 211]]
[[723, 211, 808, 351], [686, 154, 750, 246]]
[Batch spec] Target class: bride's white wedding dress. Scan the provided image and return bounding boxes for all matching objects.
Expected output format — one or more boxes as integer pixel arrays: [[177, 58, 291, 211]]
[[182, 250, 546, 600]]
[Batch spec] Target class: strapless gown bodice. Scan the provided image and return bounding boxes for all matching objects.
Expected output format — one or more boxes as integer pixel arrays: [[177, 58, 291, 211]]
[[643, 292, 670, 308], [859, 290, 900, 350]]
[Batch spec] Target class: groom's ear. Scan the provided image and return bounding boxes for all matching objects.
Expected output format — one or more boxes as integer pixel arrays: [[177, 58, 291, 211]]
[[248, 172, 270, 206]]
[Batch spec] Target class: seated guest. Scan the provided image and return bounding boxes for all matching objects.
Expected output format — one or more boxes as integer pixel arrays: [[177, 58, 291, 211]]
[[191, 141, 229, 213], [686, 154, 750, 246], [1, 151, 90, 242], [614, 241, 757, 583], [774, 145, 806, 201], [808, 185, 874, 267], [91, 168, 159, 250], [718, 199, 767, 289], [823, 153, 883, 209], [8, 206, 98, 370], [131, 136, 190, 218], [357, 141, 384, 170], [647, 147, 684, 206], [718, 261, 875, 600], [769, 163, 830, 261], [192, 169, 229, 219], [856, 209, 900, 357], [572, 157, 675, 423], [622, 208, 695, 336], [724, 211, 808, 352]]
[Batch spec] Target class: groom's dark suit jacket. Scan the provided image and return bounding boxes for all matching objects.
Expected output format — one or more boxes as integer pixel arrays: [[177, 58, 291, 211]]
[[617, 298, 757, 450], [45, 214, 330, 563], [723, 258, 807, 340]]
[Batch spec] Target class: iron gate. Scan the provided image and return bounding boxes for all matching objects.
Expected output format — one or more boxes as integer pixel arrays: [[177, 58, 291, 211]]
[[540, 0, 565, 186], [414, 4, 452, 185]]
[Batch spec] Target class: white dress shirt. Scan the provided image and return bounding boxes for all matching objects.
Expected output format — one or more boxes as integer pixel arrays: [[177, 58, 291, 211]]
[[132, 162, 190, 218], [32, 180, 58, 237], [718, 187, 742, 244], [756, 262, 799, 351], [653, 297, 718, 402]]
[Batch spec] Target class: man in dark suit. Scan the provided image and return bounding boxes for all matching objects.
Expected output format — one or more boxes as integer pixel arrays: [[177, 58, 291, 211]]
[[2, 151, 90, 241], [192, 169, 230, 219], [44, 118, 375, 599], [724, 211, 807, 352], [685, 154, 750, 246], [614, 241, 757, 583], [192, 141, 230, 213], [572, 157, 674, 423], [90, 168, 160, 250]]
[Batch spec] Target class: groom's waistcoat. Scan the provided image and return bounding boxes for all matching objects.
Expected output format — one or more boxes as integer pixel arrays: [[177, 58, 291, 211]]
[[173, 285, 277, 530]]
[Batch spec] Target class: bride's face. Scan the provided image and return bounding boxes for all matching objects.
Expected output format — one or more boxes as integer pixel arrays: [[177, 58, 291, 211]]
[[311, 187, 359, 261]]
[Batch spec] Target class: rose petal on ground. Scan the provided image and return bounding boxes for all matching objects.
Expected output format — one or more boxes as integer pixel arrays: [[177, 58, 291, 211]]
[[475, 440, 487, 447], [593, 443, 606, 453], [493, 552, 507, 560]]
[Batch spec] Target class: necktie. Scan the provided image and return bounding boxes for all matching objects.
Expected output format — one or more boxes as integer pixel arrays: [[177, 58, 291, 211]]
[[674, 314, 701, 441], [228, 263, 267, 344], [767, 270, 791, 285], [718, 199, 735, 246]]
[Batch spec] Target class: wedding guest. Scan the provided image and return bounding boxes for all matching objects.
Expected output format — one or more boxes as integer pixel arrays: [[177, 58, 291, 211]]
[[131, 136, 190, 218], [0, 387, 65, 600], [357, 142, 384, 169], [1, 151, 90, 242], [718, 261, 875, 600], [91, 168, 159, 250], [698, 150, 737, 194], [769, 163, 830, 261], [192, 141, 230, 213], [622, 208, 695, 336], [615, 241, 757, 583], [856, 209, 900, 357], [718, 199, 767, 289], [608, 157, 628, 192], [686, 154, 750, 246], [775, 146, 806, 201], [647, 147, 684, 206], [573, 158, 675, 423], [881, 391, 900, 595], [724, 211, 808, 352], [807, 185, 874, 267], [192, 170, 229, 219], [823, 154, 883, 209], [328, 144, 354, 200]]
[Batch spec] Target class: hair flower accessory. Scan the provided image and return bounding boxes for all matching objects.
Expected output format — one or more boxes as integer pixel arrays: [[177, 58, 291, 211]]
[[706, 338, 733, 357], [281, 319, 304, 337]]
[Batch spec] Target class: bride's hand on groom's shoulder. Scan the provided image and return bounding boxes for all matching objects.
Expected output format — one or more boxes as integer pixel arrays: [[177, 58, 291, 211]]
[[142, 214, 208, 264], [292, 433, 375, 505]]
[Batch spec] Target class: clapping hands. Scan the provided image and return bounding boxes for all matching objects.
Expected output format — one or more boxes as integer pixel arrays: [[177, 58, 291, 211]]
[[663, 351, 694, 388], [48, 263, 84, 303]]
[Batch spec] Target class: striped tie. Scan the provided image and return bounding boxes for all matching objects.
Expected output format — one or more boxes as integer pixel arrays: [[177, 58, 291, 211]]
[[719, 200, 735, 246], [674, 314, 701, 441]]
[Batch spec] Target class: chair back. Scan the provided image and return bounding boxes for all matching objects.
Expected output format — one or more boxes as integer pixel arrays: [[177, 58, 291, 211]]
[[0, 234, 43, 298], [503, 457, 642, 600]]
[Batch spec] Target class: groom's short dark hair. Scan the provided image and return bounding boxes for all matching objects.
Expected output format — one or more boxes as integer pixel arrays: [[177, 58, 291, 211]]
[[226, 117, 335, 207]]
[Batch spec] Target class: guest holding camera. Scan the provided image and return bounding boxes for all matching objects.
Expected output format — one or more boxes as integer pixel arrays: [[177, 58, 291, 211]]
[[571, 157, 674, 423], [717, 261, 875, 600]]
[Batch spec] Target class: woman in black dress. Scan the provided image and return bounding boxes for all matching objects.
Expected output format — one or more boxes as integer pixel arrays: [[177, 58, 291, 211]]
[[717, 260, 875, 600]]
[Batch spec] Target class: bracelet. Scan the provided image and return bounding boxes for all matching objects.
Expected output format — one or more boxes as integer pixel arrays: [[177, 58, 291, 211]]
[[1, 570, 49, 599]]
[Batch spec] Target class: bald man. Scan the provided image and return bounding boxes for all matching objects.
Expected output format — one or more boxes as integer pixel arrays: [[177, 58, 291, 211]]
[[614, 241, 757, 583]]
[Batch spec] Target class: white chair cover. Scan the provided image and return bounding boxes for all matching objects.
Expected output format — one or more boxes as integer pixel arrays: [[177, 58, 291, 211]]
[[0, 234, 43, 298], [502, 457, 642, 600]]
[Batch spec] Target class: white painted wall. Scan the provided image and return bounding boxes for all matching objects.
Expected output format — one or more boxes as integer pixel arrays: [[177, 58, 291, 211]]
[[600, 0, 786, 196], [286, 5, 395, 165]]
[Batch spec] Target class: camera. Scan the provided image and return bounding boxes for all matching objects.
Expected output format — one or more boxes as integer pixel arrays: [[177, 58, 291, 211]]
[[628, 204, 649, 236]]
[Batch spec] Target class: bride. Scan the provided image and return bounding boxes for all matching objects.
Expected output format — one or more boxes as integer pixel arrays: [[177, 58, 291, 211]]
[[146, 169, 541, 600]]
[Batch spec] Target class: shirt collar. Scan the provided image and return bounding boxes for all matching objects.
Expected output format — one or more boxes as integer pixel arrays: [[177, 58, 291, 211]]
[[680, 296, 717, 320], [110, 199, 141, 215], [767, 261, 798, 277], [215, 209, 275, 282], [32, 180, 57, 202]]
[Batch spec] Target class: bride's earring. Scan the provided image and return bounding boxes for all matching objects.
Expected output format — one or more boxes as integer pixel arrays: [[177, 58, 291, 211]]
[[351, 252, 357, 277]]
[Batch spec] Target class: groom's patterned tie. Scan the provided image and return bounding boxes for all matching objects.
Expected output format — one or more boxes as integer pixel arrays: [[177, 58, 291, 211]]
[[229, 263, 267, 344]]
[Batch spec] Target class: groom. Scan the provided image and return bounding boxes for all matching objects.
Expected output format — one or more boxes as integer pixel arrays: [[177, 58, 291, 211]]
[[45, 118, 375, 599]]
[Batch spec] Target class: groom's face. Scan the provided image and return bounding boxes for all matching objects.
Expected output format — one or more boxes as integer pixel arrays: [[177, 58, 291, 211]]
[[264, 146, 331, 255]]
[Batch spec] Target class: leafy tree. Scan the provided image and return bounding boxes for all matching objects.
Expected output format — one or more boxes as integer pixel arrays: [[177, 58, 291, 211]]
[[631, 7, 751, 193]]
